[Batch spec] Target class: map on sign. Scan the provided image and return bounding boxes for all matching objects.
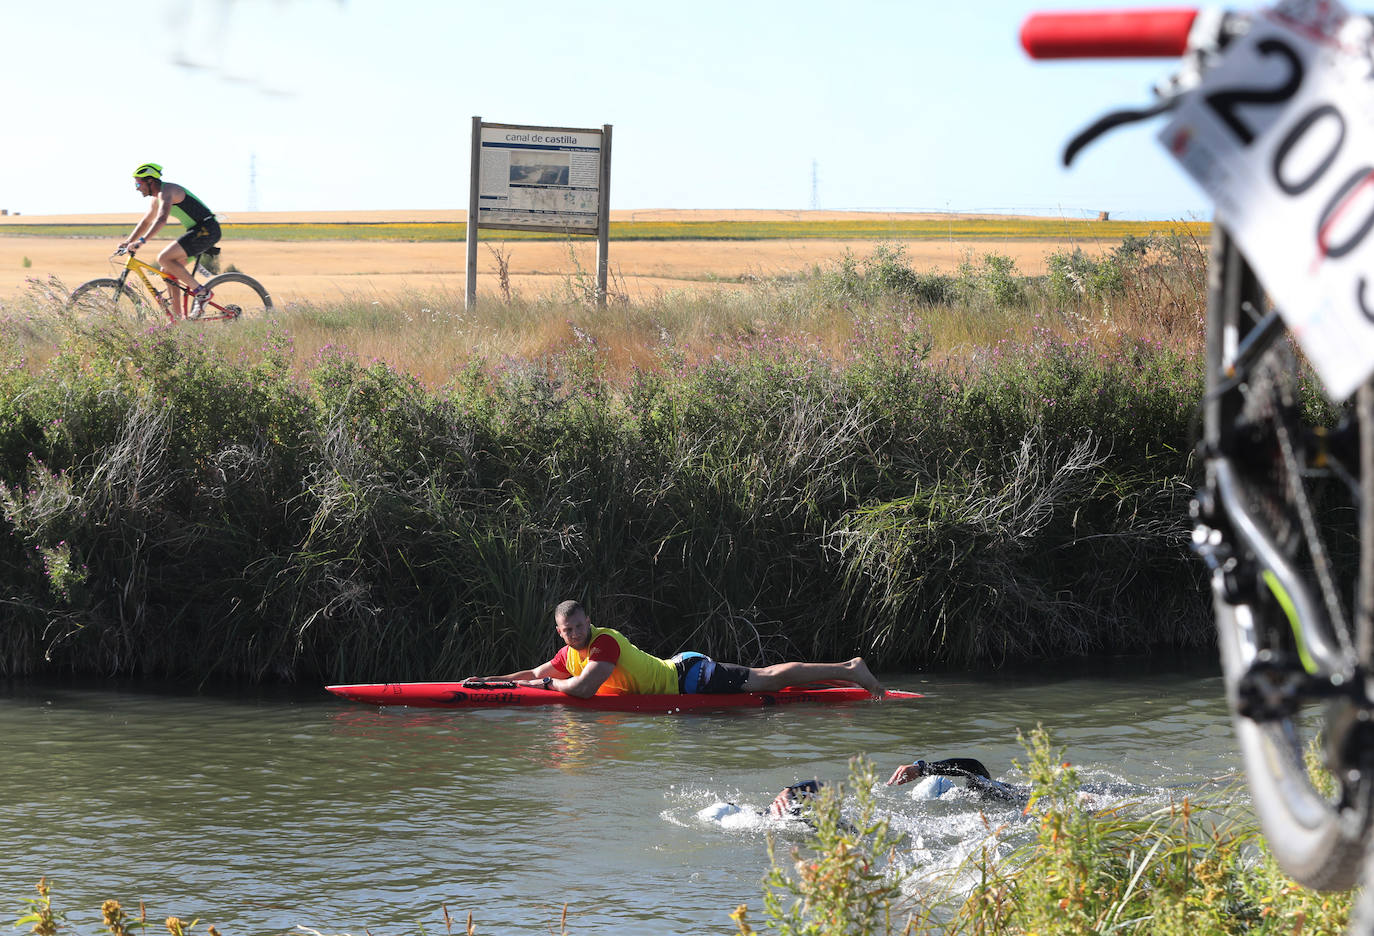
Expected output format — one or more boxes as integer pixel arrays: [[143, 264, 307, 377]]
[[1160, 5, 1374, 400], [477, 125, 602, 232]]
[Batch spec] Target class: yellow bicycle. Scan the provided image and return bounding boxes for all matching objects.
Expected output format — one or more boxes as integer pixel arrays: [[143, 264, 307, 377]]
[[69, 246, 272, 322]]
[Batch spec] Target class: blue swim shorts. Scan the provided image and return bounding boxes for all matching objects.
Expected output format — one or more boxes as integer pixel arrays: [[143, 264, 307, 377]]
[[670, 651, 749, 693]]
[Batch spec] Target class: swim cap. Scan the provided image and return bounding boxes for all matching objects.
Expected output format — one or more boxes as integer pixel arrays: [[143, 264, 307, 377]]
[[912, 775, 955, 800], [133, 163, 163, 180]]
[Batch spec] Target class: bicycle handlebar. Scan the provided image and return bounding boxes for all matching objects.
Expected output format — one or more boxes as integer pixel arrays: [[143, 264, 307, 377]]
[[1020, 8, 1200, 58]]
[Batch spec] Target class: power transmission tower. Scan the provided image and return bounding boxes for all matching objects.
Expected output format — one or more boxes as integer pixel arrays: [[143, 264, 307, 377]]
[[247, 153, 259, 212], [810, 159, 819, 210]]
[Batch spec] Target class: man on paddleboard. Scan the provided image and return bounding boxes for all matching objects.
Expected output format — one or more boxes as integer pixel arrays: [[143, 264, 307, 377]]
[[468, 600, 884, 699]]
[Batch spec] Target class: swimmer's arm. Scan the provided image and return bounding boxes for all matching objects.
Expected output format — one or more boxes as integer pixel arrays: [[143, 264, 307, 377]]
[[886, 763, 923, 786], [769, 780, 822, 816], [928, 758, 992, 781], [768, 789, 795, 816]]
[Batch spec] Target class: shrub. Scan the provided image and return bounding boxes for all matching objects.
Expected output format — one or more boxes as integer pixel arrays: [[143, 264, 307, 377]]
[[815, 243, 955, 307], [732, 758, 910, 936], [957, 253, 1024, 309], [0, 285, 1208, 681], [736, 729, 1356, 936]]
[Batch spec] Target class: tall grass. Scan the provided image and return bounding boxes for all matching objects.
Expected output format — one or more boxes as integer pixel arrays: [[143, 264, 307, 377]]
[[11, 878, 498, 936], [6, 235, 1206, 390], [13, 880, 226, 936], [0, 243, 1209, 682]]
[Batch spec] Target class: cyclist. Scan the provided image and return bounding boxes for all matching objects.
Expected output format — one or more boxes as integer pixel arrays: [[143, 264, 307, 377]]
[[118, 163, 220, 316]]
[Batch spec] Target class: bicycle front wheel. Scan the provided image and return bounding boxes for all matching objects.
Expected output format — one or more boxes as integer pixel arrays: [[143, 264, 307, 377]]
[[69, 277, 156, 322], [203, 272, 272, 321], [1201, 228, 1374, 891]]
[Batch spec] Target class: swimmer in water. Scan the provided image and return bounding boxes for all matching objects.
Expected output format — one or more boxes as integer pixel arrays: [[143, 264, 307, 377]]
[[767, 757, 1023, 817], [768, 779, 825, 818], [695, 780, 829, 828], [886, 757, 1023, 804]]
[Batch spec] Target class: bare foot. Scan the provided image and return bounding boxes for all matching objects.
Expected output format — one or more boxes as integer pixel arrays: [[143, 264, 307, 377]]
[[848, 657, 884, 699]]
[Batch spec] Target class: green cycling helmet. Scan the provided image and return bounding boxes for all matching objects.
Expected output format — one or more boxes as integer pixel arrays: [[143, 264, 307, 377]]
[[132, 163, 163, 180]]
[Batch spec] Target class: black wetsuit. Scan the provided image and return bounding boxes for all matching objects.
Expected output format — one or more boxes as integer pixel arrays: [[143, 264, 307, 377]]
[[779, 779, 823, 802], [914, 758, 1023, 803], [772, 757, 1024, 824], [924, 757, 993, 780]]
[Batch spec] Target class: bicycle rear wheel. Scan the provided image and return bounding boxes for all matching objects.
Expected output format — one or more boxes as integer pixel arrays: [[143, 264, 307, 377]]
[[68, 277, 156, 322], [202, 272, 272, 321], [1199, 228, 1374, 891]]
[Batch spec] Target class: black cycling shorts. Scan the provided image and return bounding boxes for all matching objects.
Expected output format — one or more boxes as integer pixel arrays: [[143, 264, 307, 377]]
[[177, 217, 221, 259]]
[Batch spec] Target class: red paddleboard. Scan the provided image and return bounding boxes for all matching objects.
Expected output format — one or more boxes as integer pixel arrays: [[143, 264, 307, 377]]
[[325, 680, 922, 712]]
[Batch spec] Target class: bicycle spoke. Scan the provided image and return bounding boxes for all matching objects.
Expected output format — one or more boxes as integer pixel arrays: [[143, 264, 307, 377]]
[[199, 272, 272, 321], [68, 278, 156, 322]]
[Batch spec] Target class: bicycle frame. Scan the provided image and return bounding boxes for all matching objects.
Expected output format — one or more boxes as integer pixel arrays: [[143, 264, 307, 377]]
[[115, 251, 238, 322]]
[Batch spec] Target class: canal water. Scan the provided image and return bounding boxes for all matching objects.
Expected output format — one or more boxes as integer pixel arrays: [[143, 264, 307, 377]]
[[2, 656, 1243, 934]]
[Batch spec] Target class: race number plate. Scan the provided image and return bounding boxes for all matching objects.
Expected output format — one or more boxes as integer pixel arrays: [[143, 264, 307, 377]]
[[1161, 4, 1374, 400]]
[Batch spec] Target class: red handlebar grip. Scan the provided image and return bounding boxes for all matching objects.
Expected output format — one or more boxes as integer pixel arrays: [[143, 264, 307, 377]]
[[1020, 9, 1199, 58]]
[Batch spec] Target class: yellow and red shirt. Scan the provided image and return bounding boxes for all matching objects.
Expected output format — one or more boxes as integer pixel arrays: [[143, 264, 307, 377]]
[[550, 626, 678, 695]]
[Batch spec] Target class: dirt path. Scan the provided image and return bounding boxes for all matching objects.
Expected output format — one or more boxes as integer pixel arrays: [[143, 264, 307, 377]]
[[0, 235, 1117, 305]]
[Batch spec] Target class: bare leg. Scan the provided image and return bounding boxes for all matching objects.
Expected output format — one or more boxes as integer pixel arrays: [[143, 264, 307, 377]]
[[157, 242, 200, 291], [740, 657, 883, 698]]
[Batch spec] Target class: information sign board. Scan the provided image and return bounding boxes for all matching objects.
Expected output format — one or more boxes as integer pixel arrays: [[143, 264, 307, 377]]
[[477, 125, 603, 233]]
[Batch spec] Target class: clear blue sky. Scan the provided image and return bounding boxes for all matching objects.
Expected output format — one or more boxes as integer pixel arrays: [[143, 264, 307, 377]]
[[7, 0, 1211, 219]]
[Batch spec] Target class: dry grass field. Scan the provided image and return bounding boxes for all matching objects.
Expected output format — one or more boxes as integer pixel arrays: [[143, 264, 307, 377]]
[[0, 209, 1179, 305]]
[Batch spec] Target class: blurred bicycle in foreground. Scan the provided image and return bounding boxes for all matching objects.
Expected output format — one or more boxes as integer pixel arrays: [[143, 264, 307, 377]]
[[1022, 0, 1374, 898]]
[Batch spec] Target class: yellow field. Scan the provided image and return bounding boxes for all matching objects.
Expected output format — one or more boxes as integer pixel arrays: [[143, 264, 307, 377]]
[[0, 209, 1183, 305]]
